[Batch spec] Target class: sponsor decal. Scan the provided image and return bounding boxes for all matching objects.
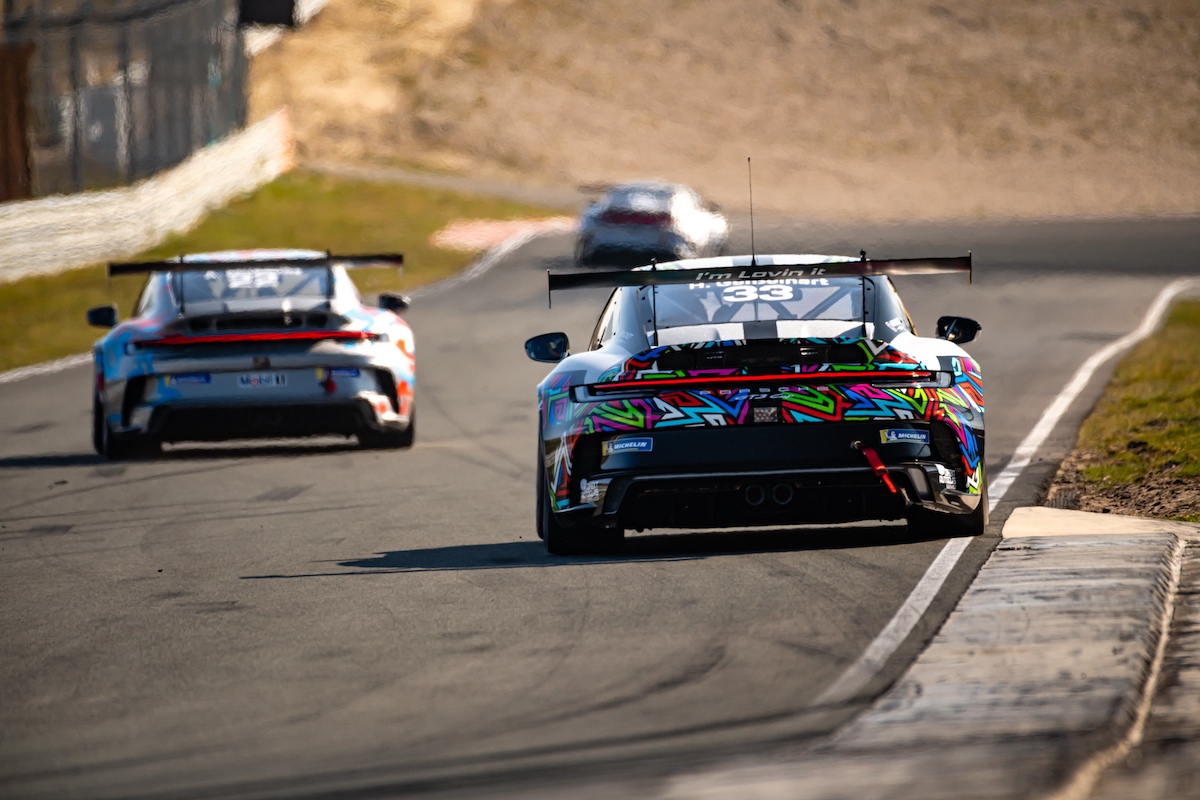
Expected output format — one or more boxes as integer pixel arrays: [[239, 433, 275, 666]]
[[879, 428, 930, 445], [935, 463, 957, 488], [602, 437, 653, 456], [316, 367, 361, 380], [238, 372, 286, 388], [580, 479, 601, 503], [752, 406, 780, 423], [166, 373, 210, 385]]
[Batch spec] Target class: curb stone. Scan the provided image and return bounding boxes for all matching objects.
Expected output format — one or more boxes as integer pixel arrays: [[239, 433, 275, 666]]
[[665, 509, 1200, 800]]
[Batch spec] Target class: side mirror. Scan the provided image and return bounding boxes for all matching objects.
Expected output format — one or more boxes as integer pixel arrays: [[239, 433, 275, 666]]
[[936, 315, 981, 344], [87, 305, 118, 328], [525, 332, 570, 363], [378, 293, 410, 315]]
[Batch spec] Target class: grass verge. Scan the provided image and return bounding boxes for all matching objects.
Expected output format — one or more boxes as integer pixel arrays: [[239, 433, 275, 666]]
[[0, 170, 560, 372], [1052, 300, 1200, 522]]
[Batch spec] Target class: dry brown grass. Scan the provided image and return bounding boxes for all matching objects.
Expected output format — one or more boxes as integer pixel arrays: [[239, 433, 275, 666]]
[[252, 0, 1200, 220]]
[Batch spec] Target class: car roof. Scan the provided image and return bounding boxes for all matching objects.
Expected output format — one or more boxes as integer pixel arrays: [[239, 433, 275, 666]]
[[603, 182, 682, 201]]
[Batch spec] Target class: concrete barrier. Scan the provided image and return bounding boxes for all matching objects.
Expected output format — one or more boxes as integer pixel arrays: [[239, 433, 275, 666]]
[[0, 108, 295, 283]]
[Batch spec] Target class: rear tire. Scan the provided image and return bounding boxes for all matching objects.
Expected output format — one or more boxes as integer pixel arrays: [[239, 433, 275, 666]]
[[95, 397, 160, 460], [906, 478, 989, 538], [359, 409, 415, 449], [540, 467, 623, 555]]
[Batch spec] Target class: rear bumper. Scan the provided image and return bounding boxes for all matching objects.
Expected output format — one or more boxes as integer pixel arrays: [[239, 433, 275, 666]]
[[546, 422, 983, 530], [102, 361, 413, 442]]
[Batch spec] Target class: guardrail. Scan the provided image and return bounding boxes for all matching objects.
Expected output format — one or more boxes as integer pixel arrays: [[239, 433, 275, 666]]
[[0, 108, 294, 283]]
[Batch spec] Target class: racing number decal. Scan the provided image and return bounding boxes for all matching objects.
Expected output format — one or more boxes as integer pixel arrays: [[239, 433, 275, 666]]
[[721, 284, 794, 302]]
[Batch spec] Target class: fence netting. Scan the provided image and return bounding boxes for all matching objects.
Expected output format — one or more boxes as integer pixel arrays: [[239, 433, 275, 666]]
[[4, 0, 247, 196]]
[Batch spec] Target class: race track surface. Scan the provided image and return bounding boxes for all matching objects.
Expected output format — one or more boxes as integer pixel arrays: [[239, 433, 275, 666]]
[[1, 216, 1196, 799]]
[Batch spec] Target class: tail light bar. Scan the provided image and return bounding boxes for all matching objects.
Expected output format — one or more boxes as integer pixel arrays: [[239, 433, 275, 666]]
[[137, 330, 379, 347], [587, 369, 946, 394]]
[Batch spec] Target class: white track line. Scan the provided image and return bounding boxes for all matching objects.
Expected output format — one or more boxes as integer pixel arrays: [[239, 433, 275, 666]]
[[0, 352, 92, 385], [817, 277, 1200, 706], [0, 226, 569, 386]]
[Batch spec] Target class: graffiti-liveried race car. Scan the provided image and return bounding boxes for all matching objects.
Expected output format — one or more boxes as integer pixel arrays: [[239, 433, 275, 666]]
[[87, 250, 415, 458], [525, 254, 985, 554]]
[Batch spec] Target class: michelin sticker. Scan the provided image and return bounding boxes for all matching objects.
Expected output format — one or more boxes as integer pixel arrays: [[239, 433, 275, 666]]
[[603, 437, 653, 456], [879, 428, 930, 445]]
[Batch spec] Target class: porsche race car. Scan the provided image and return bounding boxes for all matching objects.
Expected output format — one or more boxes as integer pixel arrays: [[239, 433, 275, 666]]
[[87, 249, 415, 458], [576, 182, 729, 266], [525, 253, 985, 554]]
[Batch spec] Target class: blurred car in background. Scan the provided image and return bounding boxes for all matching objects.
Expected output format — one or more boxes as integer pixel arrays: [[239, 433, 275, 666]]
[[87, 249, 415, 458], [576, 182, 729, 266]]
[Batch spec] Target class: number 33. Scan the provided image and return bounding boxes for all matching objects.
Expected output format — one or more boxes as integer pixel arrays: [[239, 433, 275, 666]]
[[721, 284, 793, 302]]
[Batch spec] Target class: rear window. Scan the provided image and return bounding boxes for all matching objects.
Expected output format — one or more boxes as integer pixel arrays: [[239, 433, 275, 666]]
[[651, 277, 863, 328], [605, 187, 673, 210], [178, 267, 330, 301]]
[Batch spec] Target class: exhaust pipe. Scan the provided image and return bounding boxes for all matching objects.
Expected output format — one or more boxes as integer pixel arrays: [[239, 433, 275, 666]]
[[771, 483, 795, 506], [744, 484, 766, 507]]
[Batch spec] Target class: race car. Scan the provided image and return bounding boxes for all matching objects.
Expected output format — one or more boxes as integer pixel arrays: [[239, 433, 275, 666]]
[[576, 182, 729, 266], [86, 249, 415, 458], [525, 253, 985, 554]]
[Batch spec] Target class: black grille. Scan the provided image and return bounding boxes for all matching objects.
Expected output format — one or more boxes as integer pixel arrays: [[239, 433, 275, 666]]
[[569, 436, 603, 504], [185, 313, 329, 332], [929, 420, 966, 489], [654, 342, 867, 372], [121, 376, 146, 426], [374, 369, 399, 412]]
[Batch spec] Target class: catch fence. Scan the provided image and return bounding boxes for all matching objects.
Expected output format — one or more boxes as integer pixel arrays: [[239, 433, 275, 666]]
[[3, 0, 247, 197]]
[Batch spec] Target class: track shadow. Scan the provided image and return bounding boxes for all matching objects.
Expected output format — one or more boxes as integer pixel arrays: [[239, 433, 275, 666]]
[[157, 441, 363, 460], [243, 523, 933, 580], [0, 453, 107, 469], [0, 441, 367, 470]]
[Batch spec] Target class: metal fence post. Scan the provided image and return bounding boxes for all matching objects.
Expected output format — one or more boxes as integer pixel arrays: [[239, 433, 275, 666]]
[[67, 19, 82, 191]]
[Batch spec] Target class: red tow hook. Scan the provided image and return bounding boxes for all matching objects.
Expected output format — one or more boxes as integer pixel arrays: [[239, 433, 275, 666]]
[[854, 441, 898, 494]]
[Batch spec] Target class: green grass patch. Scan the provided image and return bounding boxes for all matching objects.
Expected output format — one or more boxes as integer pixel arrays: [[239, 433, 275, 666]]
[[1075, 299, 1200, 494], [0, 170, 560, 372]]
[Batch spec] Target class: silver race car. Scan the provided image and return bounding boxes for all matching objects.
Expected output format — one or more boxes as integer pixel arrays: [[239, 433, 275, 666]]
[[576, 182, 729, 266], [87, 249, 415, 458]]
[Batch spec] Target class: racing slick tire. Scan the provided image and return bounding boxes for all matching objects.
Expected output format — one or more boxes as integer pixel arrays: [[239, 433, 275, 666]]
[[906, 480, 989, 538], [359, 409, 415, 449], [357, 407, 415, 450], [93, 397, 161, 460], [536, 444, 623, 555]]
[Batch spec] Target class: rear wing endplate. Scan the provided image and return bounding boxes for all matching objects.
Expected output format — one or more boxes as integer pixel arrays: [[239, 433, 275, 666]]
[[108, 253, 404, 276], [547, 254, 971, 296]]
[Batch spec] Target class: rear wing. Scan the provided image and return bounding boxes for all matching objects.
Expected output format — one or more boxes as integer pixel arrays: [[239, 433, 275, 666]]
[[547, 253, 971, 296], [108, 253, 404, 276]]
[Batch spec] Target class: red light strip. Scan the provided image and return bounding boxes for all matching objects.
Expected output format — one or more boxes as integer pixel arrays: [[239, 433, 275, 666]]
[[140, 330, 374, 346], [591, 369, 932, 392]]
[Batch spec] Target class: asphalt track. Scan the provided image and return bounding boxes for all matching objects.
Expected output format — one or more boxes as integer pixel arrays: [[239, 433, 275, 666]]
[[0, 215, 1196, 799]]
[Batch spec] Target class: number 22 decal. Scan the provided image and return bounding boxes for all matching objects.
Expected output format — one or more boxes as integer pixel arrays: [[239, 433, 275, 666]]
[[721, 284, 794, 302]]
